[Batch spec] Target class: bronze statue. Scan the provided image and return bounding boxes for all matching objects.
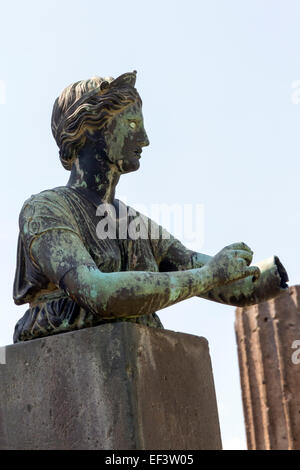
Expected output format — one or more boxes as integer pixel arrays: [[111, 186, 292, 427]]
[[13, 71, 288, 342]]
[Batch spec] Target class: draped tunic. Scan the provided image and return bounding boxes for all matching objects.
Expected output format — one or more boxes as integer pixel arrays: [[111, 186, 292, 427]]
[[13, 186, 195, 342]]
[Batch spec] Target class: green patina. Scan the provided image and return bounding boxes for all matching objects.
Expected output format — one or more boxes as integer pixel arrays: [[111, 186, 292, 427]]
[[12, 71, 288, 343]]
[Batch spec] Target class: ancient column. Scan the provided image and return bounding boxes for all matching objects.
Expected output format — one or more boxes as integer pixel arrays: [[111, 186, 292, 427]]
[[235, 286, 300, 450], [0, 322, 222, 450]]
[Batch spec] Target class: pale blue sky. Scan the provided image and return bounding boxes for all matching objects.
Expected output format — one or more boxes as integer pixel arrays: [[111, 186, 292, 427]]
[[1, 0, 300, 450]]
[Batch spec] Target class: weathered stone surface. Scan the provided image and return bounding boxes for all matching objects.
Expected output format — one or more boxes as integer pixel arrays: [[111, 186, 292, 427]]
[[0, 323, 222, 450], [235, 286, 300, 450]]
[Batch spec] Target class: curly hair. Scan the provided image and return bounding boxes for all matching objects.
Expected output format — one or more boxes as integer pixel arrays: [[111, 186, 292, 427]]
[[51, 71, 142, 170]]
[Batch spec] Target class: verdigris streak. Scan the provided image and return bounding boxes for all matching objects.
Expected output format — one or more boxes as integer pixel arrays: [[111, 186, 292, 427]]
[[13, 71, 288, 342]]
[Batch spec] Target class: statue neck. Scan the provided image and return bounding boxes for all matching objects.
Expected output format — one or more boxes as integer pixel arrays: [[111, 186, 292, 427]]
[[66, 141, 120, 206]]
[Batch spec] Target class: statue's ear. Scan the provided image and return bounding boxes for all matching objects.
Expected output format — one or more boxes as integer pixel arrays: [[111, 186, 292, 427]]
[[110, 71, 137, 89]]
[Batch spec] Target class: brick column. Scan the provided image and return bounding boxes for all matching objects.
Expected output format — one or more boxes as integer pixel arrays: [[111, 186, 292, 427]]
[[235, 286, 300, 450]]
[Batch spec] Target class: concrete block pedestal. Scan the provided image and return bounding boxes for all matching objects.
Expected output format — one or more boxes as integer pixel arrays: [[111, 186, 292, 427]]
[[0, 322, 222, 450]]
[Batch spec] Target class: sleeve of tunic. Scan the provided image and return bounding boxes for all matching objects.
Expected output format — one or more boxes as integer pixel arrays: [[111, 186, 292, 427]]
[[13, 189, 81, 305]]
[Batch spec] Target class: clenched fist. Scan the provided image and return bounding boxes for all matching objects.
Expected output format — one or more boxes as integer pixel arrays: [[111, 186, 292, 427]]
[[206, 242, 260, 286]]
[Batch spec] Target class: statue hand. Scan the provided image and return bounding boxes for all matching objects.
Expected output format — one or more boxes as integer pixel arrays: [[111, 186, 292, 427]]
[[206, 242, 261, 286]]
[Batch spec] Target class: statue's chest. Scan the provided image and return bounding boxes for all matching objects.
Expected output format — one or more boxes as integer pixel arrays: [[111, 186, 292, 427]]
[[78, 213, 159, 274]]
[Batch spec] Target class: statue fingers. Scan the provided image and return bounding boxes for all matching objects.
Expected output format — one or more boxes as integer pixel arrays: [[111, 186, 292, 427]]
[[233, 249, 253, 266], [225, 242, 253, 254], [245, 265, 261, 281]]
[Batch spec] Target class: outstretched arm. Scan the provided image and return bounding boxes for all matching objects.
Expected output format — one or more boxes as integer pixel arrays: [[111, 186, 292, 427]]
[[194, 253, 288, 306], [30, 230, 259, 318], [158, 242, 288, 307]]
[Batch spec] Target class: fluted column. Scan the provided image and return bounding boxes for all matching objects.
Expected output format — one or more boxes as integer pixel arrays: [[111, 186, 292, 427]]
[[235, 286, 300, 450]]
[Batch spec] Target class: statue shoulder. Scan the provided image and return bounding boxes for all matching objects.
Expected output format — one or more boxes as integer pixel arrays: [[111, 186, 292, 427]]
[[18, 187, 78, 238], [20, 186, 67, 210], [19, 186, 71, 218]]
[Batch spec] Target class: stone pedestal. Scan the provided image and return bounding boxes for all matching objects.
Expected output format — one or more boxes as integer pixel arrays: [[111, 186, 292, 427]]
[[235, 286, 300, 450], [0, 322, 222, 450]]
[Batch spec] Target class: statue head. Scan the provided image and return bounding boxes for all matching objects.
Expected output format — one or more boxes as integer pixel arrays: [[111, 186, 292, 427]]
[[51, 71, 149, 172]]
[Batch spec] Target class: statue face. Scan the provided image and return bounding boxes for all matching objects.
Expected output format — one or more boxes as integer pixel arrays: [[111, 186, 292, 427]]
[[103, 102, 150, 173]]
